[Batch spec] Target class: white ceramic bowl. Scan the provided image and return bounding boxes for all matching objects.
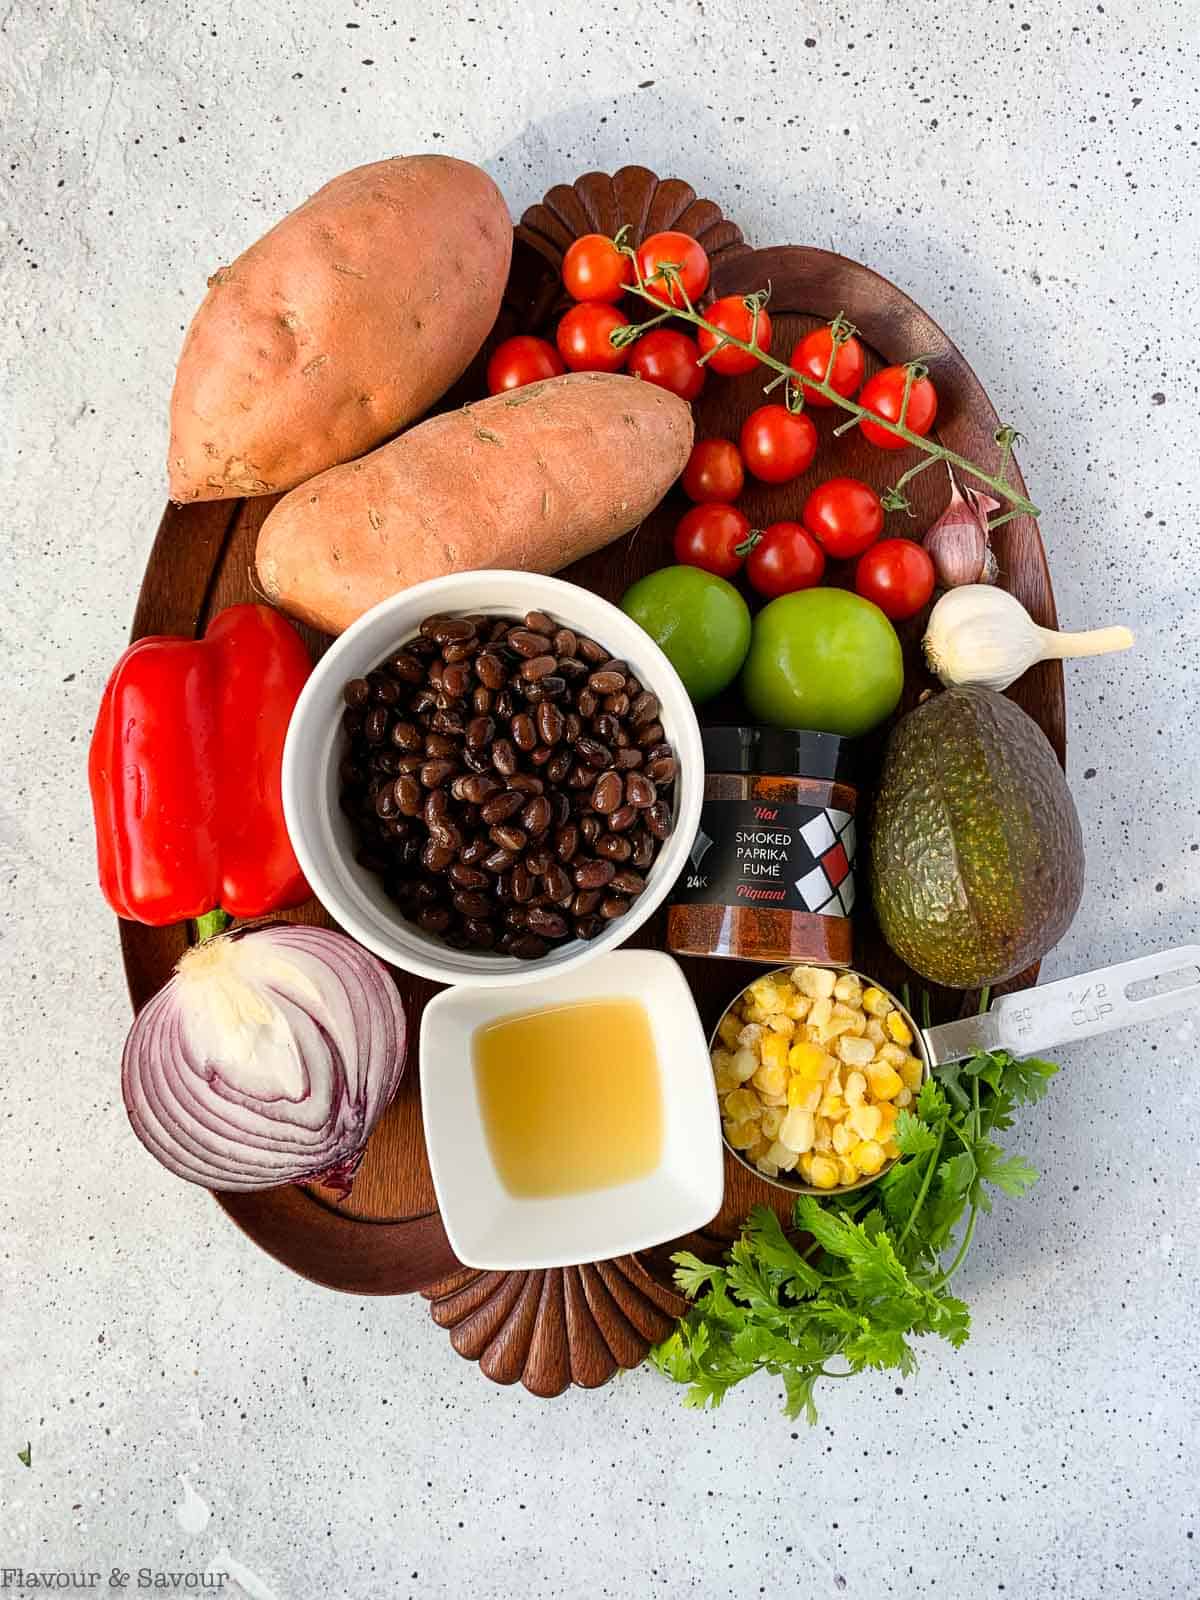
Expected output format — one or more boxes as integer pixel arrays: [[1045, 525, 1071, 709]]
[[282, 571, 704, 987], [420, 950, 724, 1269]]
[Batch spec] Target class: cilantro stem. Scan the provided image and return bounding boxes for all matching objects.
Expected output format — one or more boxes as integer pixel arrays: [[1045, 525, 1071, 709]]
[[934, 1204, 979, 1288], [897, 1128, 945, 1247]]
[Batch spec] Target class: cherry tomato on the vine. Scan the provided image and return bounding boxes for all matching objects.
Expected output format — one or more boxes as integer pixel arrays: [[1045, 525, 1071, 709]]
[[681, 437, 744, 504], [791, 325, 866, 407], [801, 477, 885, 560], [562, 233, 633, 303], [636, 231, 710, 308], [858, 364, 939, 450], [745, 521, 826, 599], [555, 302, 629, 373], [697, 296, 772, 376], [627, 329, 706, 402], [854, 538, 936, 620], [739, 404, 818, 485], [486, 335, 565, 395], [673, 503, 754, 579]]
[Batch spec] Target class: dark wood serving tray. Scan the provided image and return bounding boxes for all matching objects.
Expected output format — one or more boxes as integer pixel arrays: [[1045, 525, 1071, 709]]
[[120, 167, 1065, 1396]]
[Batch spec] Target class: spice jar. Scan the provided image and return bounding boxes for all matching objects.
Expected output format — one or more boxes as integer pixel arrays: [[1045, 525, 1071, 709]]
[[667, 725, 858, 966]]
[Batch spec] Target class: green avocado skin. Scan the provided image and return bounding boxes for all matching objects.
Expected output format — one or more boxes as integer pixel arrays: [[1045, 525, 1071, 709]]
[[871, 686, 1085, 989]]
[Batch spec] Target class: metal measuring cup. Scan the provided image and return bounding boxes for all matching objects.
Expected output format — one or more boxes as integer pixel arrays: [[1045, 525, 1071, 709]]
[[710, 945, 1200, 1196]]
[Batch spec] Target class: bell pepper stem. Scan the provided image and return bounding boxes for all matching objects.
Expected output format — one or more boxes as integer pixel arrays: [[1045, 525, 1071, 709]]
[[194, 908, 232, 943]]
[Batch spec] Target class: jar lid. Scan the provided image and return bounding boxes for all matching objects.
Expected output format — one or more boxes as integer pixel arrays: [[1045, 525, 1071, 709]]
[[700, 724, 856, 783]]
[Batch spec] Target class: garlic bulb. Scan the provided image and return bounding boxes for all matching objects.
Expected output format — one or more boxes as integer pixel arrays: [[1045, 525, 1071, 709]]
[[923, 585, 1134, 692]]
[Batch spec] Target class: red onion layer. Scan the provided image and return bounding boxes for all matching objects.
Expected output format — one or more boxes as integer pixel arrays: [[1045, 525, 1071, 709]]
[[122, 925, 406, 1193]]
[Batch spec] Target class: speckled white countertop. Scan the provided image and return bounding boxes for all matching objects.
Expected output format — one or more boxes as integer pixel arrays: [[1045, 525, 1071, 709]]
[[2, 1, 1197, 1595]]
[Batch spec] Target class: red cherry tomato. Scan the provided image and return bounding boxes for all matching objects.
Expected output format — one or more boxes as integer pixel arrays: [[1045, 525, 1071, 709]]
[[858, 365, 939, 449], [745, 521, 826, 599], [854, 538, 936, 620], [555, 302, 629, 373], [801, 477, 885, 560], [739, 404, 818, 485], [562, 233, 633, 303], [486, 335, 566, 395], [673, 504, 754, 579], [697, 296, 772, 376], [681, 438, 744, 504], [790, 325, 866, 407], [626, 329, 706, 402], [636, 231, 711, 308]]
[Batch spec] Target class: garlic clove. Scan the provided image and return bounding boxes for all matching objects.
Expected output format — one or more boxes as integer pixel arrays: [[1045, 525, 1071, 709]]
[[922, 463, 1001, 589]]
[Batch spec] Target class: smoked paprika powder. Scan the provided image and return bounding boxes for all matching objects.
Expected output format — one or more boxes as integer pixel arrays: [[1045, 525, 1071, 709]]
[[667, 726, 858, 966]]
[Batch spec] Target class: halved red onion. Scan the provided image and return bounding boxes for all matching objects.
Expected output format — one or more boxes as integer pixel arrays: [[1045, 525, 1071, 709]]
[[122, 925, 406, 1193]]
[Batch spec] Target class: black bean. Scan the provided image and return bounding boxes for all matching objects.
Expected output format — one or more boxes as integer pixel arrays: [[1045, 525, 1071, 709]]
[[511, 713, 537, 751], [591, 771, 623, 814], [551, 791, 570, 827], [599, 894, 630, 920], [600, 694, 629, 719], [614, 747, 644, 770], [579, 814, 603, 845], [389, 720, 422, 751], [554, 824, 579, 863], [374, 788, 398, 819], [495, 687, 516, 719], [557, 657, 587, 680], [491, 738, 518, 776], [510, 934, 549, 961], [546, 747, 572, 784], [442, 637, 478, 664], [610, 869, 646, 897], [646, 755, 678, 784], [390, 652, 427, 683], [449, 862, 489, 890], [587, 668, 625, 694], [393, 775, 422, 815], [423, 789, 448, 827], [574, 914, 604, 940], [421, 616, 475, 643], [489, 824, 527, 853], [476, 652, 507, 689], [567, 762, 594, 789], [573, 858, 615, 890], [528, 743, 554, 766], [524, 610, 555, 635], [461, 838, 490, 867], [630, 690, 659, 725], [422, 840, 456, 873], [576, 688, 598, 718], [537, 702, 565, 744], [526, 905, 568, 939], [442, 662, 471, 698], [571, 888, 602, 916], [520, 653, 558, 681], [364, 707, 390, 744], [631, 831, 656, 869], [594, 713, 621, 744], [424, 731, 456, 758], [463, 748, 492, 774], [544, 864, 573, 903], [466, 714, 495, 750], [420, 758, 457, 789], [636, 720, 665, 748], [480, 789, 525, 824], [511, 861, 534, 904], [417, 906, 453, 935], [646, 801, 673, 839], [503, 904, 528, 930], [534, 675, 566, 699], [526, 847, 553, 876], [430, 709, 464, 735], [462, 919, 496, 948], [552, 627, 577, 657], [452, 890, 492, 919], [506, 629, 547, 659], [577, 636, 607, 663], [483, 847, 516, 874], [461, 772, 503, 804], [472, 685, 494, 715], [577, 736, 612, 769], [521, 795, 552, 835], [624, 772, 656, 808], [597, 832, 633, 862]]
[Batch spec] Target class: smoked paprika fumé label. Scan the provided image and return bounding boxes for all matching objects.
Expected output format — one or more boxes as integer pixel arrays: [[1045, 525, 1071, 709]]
[[674, 797, 857, 918]]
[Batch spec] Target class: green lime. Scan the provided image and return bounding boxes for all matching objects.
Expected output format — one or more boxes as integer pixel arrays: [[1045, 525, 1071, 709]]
[[620, 565, 752, 704], [741, 587, 904, 736]]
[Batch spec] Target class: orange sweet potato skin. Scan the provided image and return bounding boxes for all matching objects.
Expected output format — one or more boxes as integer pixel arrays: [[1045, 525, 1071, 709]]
[[167, 155, 511, 503], [255, 373, 694, 634]]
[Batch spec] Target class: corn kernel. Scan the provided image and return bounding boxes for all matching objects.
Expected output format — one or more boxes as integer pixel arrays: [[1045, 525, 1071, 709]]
[[833, 974, 863, 1004], [761, 1090, 788, 1108], [878, 1041, 909, 1067], [753, 1063, 788, 1099], [797, 1152, 816, 1182], [809, 1155, 840, 1189], [882, 1139, 900, 1160], [836, 1154, 859, 1185], [899, 1056, 924, 1091], [817, 1092, 845, 1121], [737, 1022, 764, 1049], [847, 1103, 882, 1142], [761, 1105, 785, 1140], [836, 1034, 876, 1068], [725, 1088, 761, 1123], [844, 1010, 869, 1037], [844, 1071, 867, 1107], [731, 1048, 758, 1083], [866, 1063, 904, 1101], [748, 976, 781, 1009], [765, 1013, 795, 1036], [876, 1101, 899, 1133], [792, 965, 836, 1000], [832, 1121, 855, 1155], [725, 1119, 759, 1150], [717, 1013, 742, 1048], [864, 1018, 886, 1046], [817, 1015, 856, 1045], [787, 1076, 822, 1111], [759, 1033, 790, 1072], [779, 1106, 816, 1154], [781, 992, 812, 1021], [855, 1140, 887, 1175], [807, 996, 834, 1028], [862, 986, 893, 1018], [741, 1001, 768, 1023], [894, 1087, 913, 1108], [885, 1011, 913, 1046], [767, 1140, 799, 1173], [746, 1135, 772, 1163], [714, 1061, 740, 1095], [755, 1156, 780, 1179], [788, 1041, 832, 1076]]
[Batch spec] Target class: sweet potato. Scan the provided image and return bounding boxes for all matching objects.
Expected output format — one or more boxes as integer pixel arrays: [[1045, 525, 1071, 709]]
[[168, 155, 512, 503], [255, 372, 694, 634]]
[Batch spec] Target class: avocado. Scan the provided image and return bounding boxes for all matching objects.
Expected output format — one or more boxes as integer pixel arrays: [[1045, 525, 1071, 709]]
[[871, 686, 1084, 989]]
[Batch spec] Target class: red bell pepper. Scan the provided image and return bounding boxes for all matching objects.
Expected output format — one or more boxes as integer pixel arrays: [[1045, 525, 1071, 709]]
[[89, 604, 312, 926]]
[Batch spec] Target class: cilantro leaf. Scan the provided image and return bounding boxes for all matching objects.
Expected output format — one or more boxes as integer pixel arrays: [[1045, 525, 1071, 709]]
[[975, 1144, 1040, 1198], [17, 1442, 31, 1468], [671, 1252, 725, 1300], [895, 1109, 938, 1156], [917, 1077, 951, 1124]]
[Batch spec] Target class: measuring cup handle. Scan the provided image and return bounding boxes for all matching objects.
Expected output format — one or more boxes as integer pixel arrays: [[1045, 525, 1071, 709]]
[[991, 944, 1200, 1055]]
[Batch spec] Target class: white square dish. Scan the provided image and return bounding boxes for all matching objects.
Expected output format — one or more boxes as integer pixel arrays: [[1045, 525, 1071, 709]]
[[419, 950, 725, 1270]]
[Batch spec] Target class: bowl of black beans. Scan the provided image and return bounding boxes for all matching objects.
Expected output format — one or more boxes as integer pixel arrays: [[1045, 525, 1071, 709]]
[[282, 571, 704, 987]]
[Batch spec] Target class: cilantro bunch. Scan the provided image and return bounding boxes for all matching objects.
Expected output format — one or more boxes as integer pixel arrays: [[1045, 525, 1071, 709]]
[[651, 1049, 1058, 1421]]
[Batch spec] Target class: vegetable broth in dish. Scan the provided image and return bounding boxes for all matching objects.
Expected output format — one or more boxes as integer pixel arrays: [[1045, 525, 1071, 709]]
[[473, 999, 662, 1197]]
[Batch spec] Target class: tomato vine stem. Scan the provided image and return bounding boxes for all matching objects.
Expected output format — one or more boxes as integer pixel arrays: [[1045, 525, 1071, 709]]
[[614, 255, 1039, 525]]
